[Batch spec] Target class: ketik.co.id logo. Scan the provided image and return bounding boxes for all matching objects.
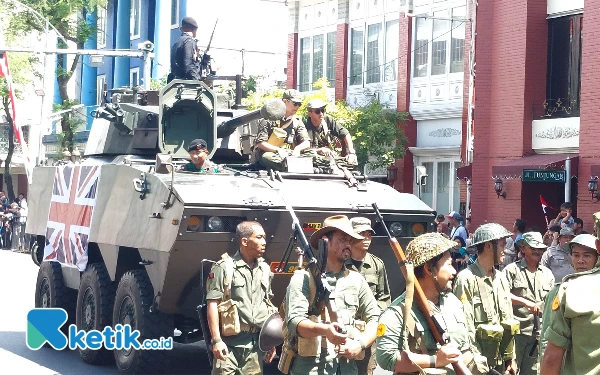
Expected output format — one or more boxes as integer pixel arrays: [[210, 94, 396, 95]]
[[27, 308, 172, 350]]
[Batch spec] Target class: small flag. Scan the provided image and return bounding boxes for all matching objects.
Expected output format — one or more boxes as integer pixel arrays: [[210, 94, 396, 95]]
[[540, 195, 551, 228]]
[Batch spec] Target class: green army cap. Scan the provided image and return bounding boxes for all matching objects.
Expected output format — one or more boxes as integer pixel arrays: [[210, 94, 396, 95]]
[[516, 232, 547, 249], [282, 89, 303, 103], [307, 98, 328, 110], [350, 217, 375, 234], [405, 233, 458, 267]]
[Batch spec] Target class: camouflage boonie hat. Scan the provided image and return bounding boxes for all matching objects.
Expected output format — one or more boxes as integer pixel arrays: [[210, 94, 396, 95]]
[[282, 89, 303, 103], [350, 217, 374, 234], [405, 233, 458, 267], [470, 223, 512, 248], [516, 232, 547, 249]]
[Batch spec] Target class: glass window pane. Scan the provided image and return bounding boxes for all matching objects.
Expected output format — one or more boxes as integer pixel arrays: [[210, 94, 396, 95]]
[[131, 0, 140, 37], [453, 162, 461, 212], [437, 162, 451, 215], [299, 37, 311, 91], [312, 35, 324, 85], [414, 17, 429, 77], [326, 32, 336, 86], [350, 28, 364, 85], [431, 14, 449, 75], [421, 162, 434, 208], [171, 0, 179, 26], [384, 20, 399, 82], [366, 23, 382, 84], [450, 6, 466, 73], [97, 7, 107, 46]]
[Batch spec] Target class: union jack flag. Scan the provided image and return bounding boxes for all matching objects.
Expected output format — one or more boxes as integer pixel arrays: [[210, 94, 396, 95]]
[[43, 165, 101, 271]]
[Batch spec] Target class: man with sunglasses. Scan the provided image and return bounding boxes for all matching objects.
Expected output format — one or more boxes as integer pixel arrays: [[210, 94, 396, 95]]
[[253, 89, 311, 171], [181, 138, 218, 172], [304, 99, 358, 174]]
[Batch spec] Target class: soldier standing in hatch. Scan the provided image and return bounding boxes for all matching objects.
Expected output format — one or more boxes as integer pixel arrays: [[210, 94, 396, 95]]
[[206, 221, 277, 375], [346, 217, 390, 375], [453, 223, 518, 374], [169, 16, 200, 82], [181, 139, 218, 173]]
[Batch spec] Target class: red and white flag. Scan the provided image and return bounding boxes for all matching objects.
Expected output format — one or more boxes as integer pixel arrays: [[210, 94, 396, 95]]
[[539, 195, 552, 228], [0, 51, 33, 184]]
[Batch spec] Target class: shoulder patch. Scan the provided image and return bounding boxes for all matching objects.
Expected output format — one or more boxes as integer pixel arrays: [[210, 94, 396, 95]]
[[552, 295, 560, 311], [377, 323, 386, 337], [460, 294, 467, 302]]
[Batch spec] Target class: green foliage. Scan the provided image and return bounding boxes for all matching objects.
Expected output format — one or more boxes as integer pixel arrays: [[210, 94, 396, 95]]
[[243, 78, 407, 170], [243, 75, 258, 96], [53, 100, 85, 151], [150, 75, 168, 91]]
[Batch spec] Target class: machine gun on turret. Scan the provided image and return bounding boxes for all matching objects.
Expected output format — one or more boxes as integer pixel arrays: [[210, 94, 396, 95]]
[[200, 19, 218, 79]]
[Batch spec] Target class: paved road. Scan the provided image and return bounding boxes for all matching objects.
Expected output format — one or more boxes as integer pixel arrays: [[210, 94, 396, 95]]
[[0, 250, 391, 374]]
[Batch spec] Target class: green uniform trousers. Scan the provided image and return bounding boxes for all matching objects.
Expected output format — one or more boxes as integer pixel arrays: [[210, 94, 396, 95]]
[[211, 342, 264, 375], [515, 334, 538, 375]]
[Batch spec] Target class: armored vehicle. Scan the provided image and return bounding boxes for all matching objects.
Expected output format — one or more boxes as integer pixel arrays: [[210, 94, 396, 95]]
[[27, 79, 435, 374]]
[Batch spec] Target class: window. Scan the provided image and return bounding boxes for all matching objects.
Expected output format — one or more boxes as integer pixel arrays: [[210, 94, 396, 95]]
[[326, 32, 336, 83], [384, 20, 399, 81], [350, 28, 364, 86], [96, 75, 106, 105], [312, 35, 324, 85], [130, 68, 139, 87], [431, 13, 449, 76], [366, 24, 382, 84], [299, 37, 311, 91], [414, 17, 429, 77], [418, 159, 461, 215], [130, 0, 141, 38], [171, 0, 179, 27], [97, 6, 107, 48], [546, 14, 582, 117], [450, 7, 466, 73]]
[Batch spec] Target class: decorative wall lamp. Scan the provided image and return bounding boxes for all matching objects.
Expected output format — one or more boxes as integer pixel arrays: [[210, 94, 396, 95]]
[[387, 164, 398, 186], [588, 177, 600, 202], [494, 178, 506, 199]]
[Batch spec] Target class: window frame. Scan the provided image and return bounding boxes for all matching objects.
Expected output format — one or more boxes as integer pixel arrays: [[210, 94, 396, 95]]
[[416, 156, 461, 214], [96, 6, 107, 49], [96, 75, 106, 105], [296, 25, 337, 92], [130, 68, 140, 87], [171, 0, 180, 29], [130, 0, 141, 40]]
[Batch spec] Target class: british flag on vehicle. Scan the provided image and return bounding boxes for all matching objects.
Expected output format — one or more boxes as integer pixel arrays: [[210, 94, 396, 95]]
[[43, 165, 102, 271]]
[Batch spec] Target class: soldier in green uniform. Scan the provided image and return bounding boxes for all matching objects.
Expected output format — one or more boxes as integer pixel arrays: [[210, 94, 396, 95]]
[[206, 221, 277, 375], [253, 89, 311, 171], [304, 98, 357, 174], [282, 215, 380, 375], [181, 138, 219, 173], [453, 223, 518, 374], [375, 233, 489, 375], [538, 233, 599, 373], [539, 233, 600, 375], [346, 217, 390, 375], [503, 232, 555, 375]]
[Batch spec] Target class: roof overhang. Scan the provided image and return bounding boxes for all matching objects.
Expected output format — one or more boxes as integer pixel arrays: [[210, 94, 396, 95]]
[[491, 153, 578, 179]]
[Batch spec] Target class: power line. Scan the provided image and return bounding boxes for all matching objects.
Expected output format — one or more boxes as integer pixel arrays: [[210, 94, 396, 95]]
[[198, 46, 285, 56]]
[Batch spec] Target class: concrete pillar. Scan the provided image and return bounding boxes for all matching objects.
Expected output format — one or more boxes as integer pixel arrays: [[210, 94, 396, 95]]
[[152, 0, 171, 79], [114, 0, 131, 88], [82, 10, 98, 129]]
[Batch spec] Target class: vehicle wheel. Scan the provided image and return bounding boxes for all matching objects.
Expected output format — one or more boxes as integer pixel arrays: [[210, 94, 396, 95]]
[[76, 263, 115, 365], [30, 239, 43, 267], [35, 262, 77, 333], [113, 270, 173, 374]]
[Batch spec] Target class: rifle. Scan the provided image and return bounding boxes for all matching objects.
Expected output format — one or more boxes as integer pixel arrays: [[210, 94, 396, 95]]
[[372, 203, 472, 375], [197, 259, 217, 367], [200, 19, 218, 78], [529, 313, 540, 357]]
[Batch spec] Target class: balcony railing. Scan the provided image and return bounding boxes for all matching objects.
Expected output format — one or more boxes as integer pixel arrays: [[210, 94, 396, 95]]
[[533, 98, 580, 119]]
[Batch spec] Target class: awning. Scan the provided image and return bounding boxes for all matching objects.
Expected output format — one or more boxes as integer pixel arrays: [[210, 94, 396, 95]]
[[456, 164, 472, 180], [492, 153, 579, 179]]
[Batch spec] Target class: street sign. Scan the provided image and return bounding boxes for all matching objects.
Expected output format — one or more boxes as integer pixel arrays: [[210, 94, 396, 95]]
[[522, 169, 566, 183]]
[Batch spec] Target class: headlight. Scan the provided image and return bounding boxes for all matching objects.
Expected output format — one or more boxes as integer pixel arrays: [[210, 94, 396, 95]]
[[411, 223, 426, 236], [207, 216, 224, 232], [388, 222, 403, 237], [187, 216, 202, 232]]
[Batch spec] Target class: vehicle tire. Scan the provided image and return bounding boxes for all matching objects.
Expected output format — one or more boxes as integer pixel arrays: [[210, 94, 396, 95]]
[[30, 239, 43, 267], [76, 263, 115, 365], [113, 269, 173, 374], [35, 262, 77, 334]]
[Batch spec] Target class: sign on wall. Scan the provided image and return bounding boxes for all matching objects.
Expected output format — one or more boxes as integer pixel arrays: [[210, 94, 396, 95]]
[[522, 169, 566, 183]]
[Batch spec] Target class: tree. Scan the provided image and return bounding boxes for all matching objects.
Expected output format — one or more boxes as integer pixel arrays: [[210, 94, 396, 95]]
[[244, 78, 408, 171], [0, 52, 38, 201], [2, 0, 107, 150]]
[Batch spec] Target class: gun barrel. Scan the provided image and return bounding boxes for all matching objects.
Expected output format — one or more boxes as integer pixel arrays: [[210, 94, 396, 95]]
[[216, 109, 262, 138]]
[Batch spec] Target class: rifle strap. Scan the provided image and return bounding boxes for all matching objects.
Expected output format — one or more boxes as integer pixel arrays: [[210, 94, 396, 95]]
[[476, 276, 496, 322], [401, 263, 415, 352], [222, 254, 234, 302]]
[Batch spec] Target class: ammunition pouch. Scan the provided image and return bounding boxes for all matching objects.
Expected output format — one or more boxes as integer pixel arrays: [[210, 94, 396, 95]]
[[277, 347, 296, 374], [297, 315, 331, 357], [267, 127, 288, 148], [475, 324, 504, 363], [463, 350, 490, 375], [348, 320, 366, 361], [217, 299, 241, 336], [499, 319, 520, 359]]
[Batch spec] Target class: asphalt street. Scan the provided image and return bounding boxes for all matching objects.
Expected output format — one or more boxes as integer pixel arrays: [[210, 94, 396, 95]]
[[0, 250, 391, 375]]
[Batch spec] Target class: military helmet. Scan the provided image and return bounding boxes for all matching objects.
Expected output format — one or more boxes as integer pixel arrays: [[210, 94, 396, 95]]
[[569, 233, 600, 253], [405, 233, 458, 267], [469, 223, 512, 248]]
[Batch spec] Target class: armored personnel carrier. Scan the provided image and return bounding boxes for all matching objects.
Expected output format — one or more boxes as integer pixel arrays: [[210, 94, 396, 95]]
[[26, 79, 435, 374]]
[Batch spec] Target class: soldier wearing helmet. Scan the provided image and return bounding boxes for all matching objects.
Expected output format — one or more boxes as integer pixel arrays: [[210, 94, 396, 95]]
[[375, 233, 489, 375], [453, 223, 518, 374], [504, 232, 555, 375], [539, 234, 600, 375]]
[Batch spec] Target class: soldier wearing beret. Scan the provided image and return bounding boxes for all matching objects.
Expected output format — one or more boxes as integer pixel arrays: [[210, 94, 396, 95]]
[[346, 217, 390, 375], [539, 234, 600, 375], [169, 16, 201, 82], [503, 232, 555, 375], [304, 99, 357, 174], [375, 233, 489, 375], [253, 89, 311, 171], [181, 138, 218, 173]]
